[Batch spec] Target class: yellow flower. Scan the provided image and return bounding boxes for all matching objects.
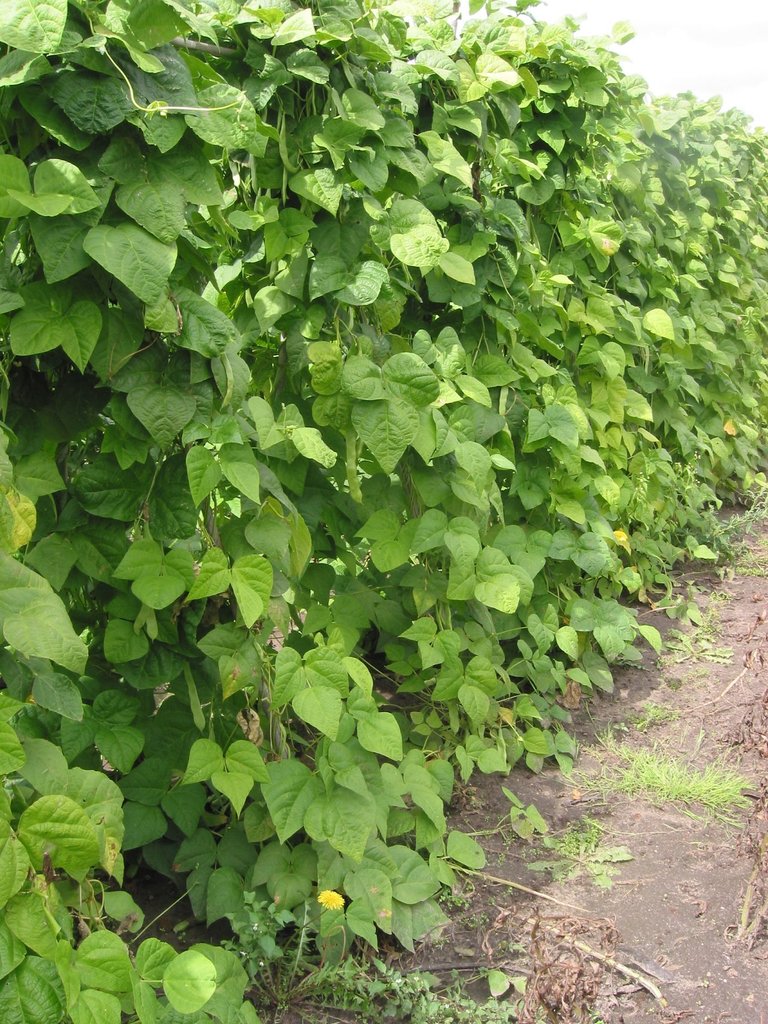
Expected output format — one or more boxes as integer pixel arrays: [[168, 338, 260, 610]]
[[317, 889, 344, 911], [613, 529, 631, 552]]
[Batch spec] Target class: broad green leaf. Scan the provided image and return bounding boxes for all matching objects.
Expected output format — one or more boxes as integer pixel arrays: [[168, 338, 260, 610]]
[[231, 554, 272, 627], [71, 990, 122, 1024], [474, 575, 520, 614], [352, 401, 419, 473], [446, 830, 486, 868], [219, 444, 261, 504], [272, 8, 315, 45], [342, 88, 386, 130], [475, 52, 522, 90], [103, 619, 150, 663], [336, 261, 388, 305], [116, 181, 186, 243], [76, 931, 132, 994], [438, 251, 476, 284], [458, 683, 490, 725], [643, 308, 675, 340], [10, 283, 102, 370], [210, 769, 253, 816], [555, 625, 579, 659], [83, 225, 176, 307], [186, 447, 222, 506], [0, 155, 31, 218], [182, 739, 225, 784], [289, 426, 337, 468], [188, 549, 230, 600], [185, 85, 266, 152], [356, 711, 403, 760], [127, 385, 196, 448], [0, 721, 26, 774], [225, 741, 268, 782], [0, 551, 88, 673], [131, 572, 186, 610], [289, 168, 343, 215], [0, 818, 31, 904], [0, 0, 67, 53], [32, 160, 99, 215], [262, 758, 322, 843], [390, 225, 449, 270], [135, 939, 177, 984], [31, 673, 83, 721], [0, 920, 25, 980], [52, 74, 132, 133], [175, 287, 240, 357], [419, 131, 473, 188], [383, 353, 440, 407], [29, 214, 90, 282], [18, 795, 100, 881], [0, 957, 65, 1024], [292, 686, 342, 739]]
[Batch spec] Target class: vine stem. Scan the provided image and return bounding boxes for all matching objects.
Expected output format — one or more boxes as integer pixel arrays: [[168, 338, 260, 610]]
[[171, 36, 238, 56]]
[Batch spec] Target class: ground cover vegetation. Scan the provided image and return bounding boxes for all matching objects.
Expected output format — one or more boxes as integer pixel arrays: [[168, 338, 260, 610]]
[[0, 0, 767, 1019]]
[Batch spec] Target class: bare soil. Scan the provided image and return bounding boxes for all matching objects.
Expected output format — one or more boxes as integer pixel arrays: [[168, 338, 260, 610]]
[[402, 528, 768, 1023]]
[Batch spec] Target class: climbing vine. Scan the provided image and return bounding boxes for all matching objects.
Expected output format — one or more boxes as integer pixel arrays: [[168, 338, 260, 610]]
[[0, 0, 767, 1019]]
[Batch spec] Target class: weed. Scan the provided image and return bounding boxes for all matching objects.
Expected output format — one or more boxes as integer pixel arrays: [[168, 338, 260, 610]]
[[586, 741, 751, 823], [629, 702, 680, 733], [660, 593, 734, 667], [528, 818, 632, 889]]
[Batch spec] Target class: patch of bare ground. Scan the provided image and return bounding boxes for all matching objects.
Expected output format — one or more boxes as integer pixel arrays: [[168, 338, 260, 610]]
[[405, 526, 768, 1023]]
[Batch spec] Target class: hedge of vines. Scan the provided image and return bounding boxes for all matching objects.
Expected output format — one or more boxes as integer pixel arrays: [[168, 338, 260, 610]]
[[1, 0, 767, 1019]]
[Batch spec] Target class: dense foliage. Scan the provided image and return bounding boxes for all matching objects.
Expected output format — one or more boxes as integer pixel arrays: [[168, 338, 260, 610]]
[[1, 0, 767, 1019]]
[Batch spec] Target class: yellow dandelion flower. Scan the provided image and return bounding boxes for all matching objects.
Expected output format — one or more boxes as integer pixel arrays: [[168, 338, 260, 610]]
[[317, 889, 344, 911]]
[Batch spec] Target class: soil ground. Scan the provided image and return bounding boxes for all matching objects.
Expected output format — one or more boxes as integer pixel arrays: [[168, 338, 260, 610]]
[[400, 526, 768, 1023]]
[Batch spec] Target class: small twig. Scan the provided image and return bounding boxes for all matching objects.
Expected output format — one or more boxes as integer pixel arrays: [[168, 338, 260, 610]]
[[689, 666, 749, 713], [571, 937, 668, 1006], [459, 869, 590, 914], [171, 36, 238, 56]]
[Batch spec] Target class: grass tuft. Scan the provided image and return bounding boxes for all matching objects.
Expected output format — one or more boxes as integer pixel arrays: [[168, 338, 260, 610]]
[[588, 742, 751, 823]]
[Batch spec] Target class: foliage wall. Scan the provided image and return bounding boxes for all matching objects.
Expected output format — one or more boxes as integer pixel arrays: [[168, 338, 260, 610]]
[[1, 0, 767, 1019]]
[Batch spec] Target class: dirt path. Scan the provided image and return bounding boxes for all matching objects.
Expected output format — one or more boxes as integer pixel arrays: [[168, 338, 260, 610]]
[[409, 528, 768, 1023]]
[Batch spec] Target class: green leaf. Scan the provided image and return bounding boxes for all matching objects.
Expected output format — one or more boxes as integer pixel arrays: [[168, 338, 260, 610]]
[[262, 758, 322, 843], [0, 920, 25, 981], [18, 795, 100, 881], [127, 385, 196, 448], [289, 168, 343, 215], [186, 447, 222, 506], [438, 251, 476, 284], [131, 572, 186, 610], [116, 181, 186, 243], [290, 426, 337, 468], [474, 575, 520, 614], [52, 74, 132, 134], [555, 625, 579, 659], [188, 549, 230, 600], [71, 990, 122, 1024], [29, 215, 90, 283], [135, 938, 177, 983], [336, 261, 388, 305], [83, 225, 176, 306], [175, 287, 240, 357], [231, 554, 272, 627], [383, 353, 440, 407], [0, 551, 88, 673], [0, 721, 26, 774], [225, 741, 268, 783], [446, 830, 486, 868], [0, 957, 65, 1024], [32, 160, 99, 215], [293, 686, 342, 739], [182, 739, 225, 784], [475, 52, 522, 90], [0, 818, 31, 905], [186, 84, 266, 152], [103, 619, 150, 663], [390, 225, 449, 270], [643, 308, 675, 340], [31, 673, 83, 721], [76, 931, 132, 993], [352, 400, 419, 473], [219, 444, 261, 504], [458, 683, 490, 725], [272, 8, 315, 45], [0, 0, 67, 53], [0, 155, 31, 218], [10, 283, 102, 371], [419, 131, 473, 189], [356, 711, 403, 761], [210, 770, 253, 816]]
